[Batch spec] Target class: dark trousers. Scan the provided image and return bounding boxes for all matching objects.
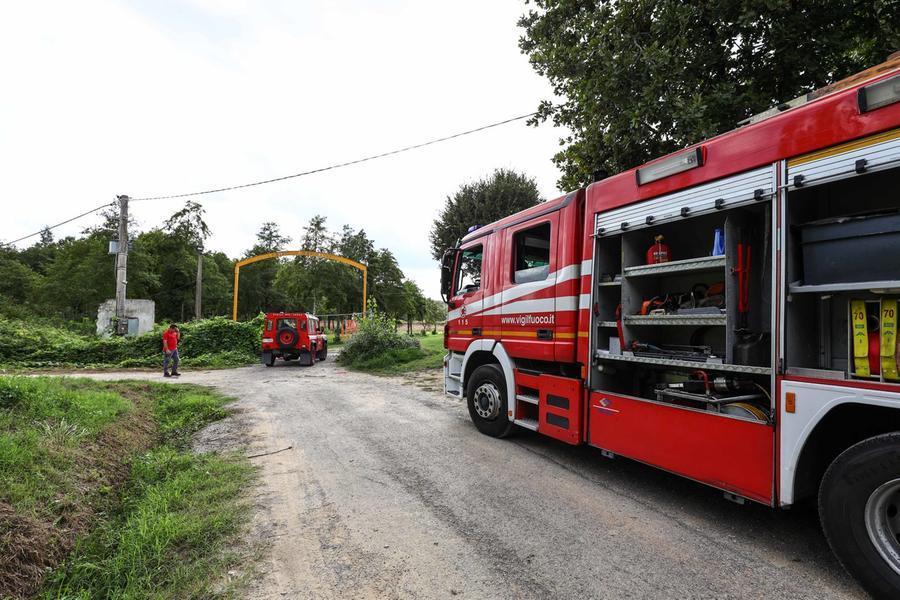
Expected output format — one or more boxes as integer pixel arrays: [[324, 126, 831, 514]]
[[163, 349, 180, 374]]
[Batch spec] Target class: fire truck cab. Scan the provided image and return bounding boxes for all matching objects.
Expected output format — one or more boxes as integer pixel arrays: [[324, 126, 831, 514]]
[[442, 58, 900, 596]]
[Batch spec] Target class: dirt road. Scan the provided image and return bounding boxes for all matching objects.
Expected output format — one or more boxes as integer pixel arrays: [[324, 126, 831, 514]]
[[82, 362, 865, 599]]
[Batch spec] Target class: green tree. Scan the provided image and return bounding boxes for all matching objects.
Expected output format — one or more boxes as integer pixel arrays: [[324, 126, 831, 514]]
[[424, 298, 446, 334], [15, 227, 58, 276], [400, 280, 427, 334], [519, 0, 900, 190], [429, 168, 543, 260], [255, 222, 291, 252], [297, 215, 334, 313], [367, 249, 407, 317], [263, 220, 380, 318], [0, 252, 40, 303], [198, 253, 232, 317], [164, 200, 210, 251], [299, 215, 331, 255], [135, 228, 197, 321], [327, 225, 375, 314], [40, 235, 115, 318], [236, 222, 291, 318]]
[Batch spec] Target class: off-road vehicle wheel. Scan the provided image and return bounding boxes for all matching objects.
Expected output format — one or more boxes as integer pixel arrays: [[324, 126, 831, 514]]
[[466, 364, 513, 438]]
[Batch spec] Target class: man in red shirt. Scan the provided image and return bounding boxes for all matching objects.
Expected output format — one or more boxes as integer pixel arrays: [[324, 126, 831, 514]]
[[162, 323, 181, 378]]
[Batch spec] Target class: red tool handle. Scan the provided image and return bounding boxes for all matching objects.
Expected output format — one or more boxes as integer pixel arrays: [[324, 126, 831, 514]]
[[736, 244, 746, 314], [616, 304, 625, 348], [742, 248, 751, 312]]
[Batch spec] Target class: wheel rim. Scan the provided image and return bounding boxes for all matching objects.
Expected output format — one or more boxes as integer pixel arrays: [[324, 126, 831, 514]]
[[865, 477, 900, 576], [473, 382, 501, 420]]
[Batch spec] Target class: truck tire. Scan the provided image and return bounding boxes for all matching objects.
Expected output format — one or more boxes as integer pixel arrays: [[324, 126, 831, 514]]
[[466, 364, 513, 438], [262, 351, 275, 367], [317, 345, 327, 362], [819, 432, 900, 599]]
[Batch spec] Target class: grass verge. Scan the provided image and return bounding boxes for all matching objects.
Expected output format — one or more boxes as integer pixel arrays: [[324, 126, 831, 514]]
[[0, 376, 254, 599]]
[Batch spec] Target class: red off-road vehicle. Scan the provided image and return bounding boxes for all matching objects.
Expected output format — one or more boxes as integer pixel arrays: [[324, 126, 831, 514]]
[[261, 312, 328, 367]]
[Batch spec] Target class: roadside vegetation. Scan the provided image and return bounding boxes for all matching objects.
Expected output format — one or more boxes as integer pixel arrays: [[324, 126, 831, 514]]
[[0, 315, 263, 371], [337, 304, 444, 374], [0, 376, 254, 599], [1, 206, 443, 330], [361, 332, 445, 374]]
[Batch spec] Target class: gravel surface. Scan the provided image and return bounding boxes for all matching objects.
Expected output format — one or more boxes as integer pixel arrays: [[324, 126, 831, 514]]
[[75, 361, 865, 599]]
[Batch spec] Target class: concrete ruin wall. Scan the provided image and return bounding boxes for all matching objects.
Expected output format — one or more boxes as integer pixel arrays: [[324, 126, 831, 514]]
[[96, 299, 155, 337]]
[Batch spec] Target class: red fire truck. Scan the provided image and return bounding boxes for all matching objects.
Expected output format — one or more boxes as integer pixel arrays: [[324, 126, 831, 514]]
[[441, 58, 900, 596]]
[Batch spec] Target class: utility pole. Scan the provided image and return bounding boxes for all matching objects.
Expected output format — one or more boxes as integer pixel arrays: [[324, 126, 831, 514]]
[[195, 250, 203, 319], [114, 195, 129, 333]]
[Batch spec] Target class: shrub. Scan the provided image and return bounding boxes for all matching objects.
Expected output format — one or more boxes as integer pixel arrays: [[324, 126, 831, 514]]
[[0, 314, 264, 368], [337, 303, 420, 366]]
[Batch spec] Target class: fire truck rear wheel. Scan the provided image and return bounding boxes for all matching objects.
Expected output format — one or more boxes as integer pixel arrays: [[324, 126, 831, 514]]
[[819, 432, 900, 598], [466, 364, 513, 438]]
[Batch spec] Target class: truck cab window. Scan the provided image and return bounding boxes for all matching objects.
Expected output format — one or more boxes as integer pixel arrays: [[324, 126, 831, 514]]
[[454, 245, 483, 295], [513, 222, 551, 283]]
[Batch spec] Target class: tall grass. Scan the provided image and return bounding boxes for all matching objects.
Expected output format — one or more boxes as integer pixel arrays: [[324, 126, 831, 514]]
[[0, 377, 131, 517], [42, 382, 254, 599], [0, 376, 255, 599], [44, 448, 252, 599]]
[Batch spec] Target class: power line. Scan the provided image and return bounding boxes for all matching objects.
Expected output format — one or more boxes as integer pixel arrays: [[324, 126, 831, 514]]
[[3, 111, 536, 247], [3, 201, 116, 246], [132, 112, 536, 201]]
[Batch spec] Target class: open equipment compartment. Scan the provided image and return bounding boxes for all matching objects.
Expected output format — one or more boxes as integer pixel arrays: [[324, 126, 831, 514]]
[[587, 172, 776, 504], [590, 186, 774, 424], [784, 166, 900, 384]]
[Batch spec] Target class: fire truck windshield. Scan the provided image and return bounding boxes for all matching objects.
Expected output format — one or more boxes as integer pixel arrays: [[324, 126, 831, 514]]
[[454, 245, 483, 295]]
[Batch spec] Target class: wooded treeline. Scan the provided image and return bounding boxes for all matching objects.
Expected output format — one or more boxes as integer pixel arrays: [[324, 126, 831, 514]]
[[1, 202, 443, 330]]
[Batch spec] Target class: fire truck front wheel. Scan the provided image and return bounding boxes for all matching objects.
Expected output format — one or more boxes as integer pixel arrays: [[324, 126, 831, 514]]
[[820, 432, 900, 598], [466, 364, 513, 438]]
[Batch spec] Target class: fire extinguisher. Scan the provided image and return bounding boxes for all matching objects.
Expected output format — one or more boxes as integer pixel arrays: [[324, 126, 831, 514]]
[[646, 234, 671, 265]]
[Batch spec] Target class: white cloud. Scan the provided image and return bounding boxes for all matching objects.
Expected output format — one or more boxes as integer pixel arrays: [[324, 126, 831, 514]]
[[1, 0, 565, 299]]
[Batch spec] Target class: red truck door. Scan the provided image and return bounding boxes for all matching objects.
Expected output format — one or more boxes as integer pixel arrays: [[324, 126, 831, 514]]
[[499, 214, 559, 361], [446, 241, 485, 353]]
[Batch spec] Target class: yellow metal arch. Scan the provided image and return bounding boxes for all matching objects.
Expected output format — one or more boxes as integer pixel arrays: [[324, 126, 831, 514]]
[[232, 250, 367, 320]]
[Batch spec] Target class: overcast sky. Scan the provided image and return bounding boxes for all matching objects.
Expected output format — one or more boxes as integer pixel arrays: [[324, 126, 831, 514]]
[[1, 0, 565, 299]]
